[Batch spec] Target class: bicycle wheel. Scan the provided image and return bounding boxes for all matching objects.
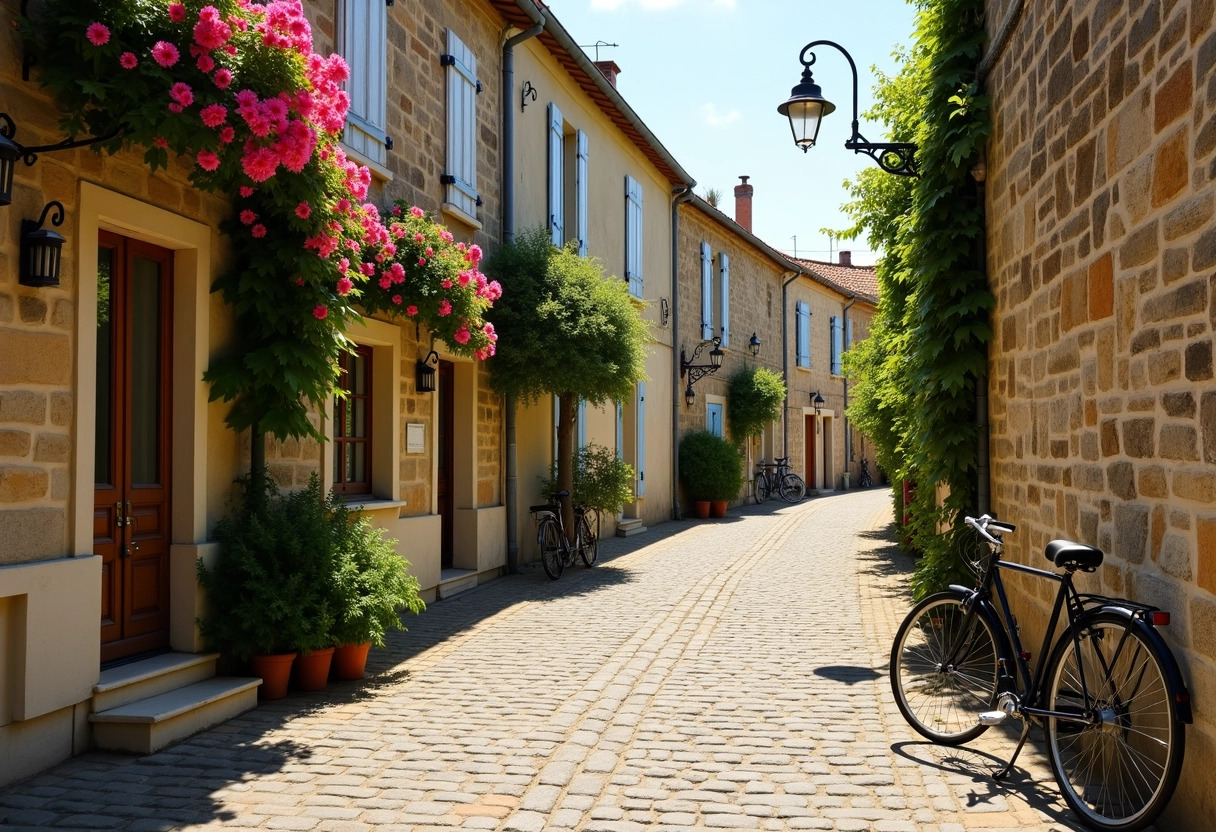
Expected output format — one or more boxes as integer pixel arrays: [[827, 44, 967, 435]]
[[538, 517, 565, 580], [576, 512, 598, 567], [890, 591, 1001, 744], [1045, 614, 1185, 831], [754, 475, 771, 504], [779, 473, 806, 502]]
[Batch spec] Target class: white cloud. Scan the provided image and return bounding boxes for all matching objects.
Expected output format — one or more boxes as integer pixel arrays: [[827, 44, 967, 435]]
[[701, 102, 741, 128], [590, 0, 734, 11]]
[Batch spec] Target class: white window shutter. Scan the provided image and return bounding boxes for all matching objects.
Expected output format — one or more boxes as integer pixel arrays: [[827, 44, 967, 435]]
[[635, 382, 646, 496], [700, 242, 713, 340], [625, 176, 643, 298], [548, 102, 564, 246], [444, 29, 478, 216], [719, 253, 730, 349], [340, 2, 387, 165], [576, 130, 589, 257]]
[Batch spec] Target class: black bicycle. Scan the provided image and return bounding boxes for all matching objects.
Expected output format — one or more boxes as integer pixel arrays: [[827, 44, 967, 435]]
[[890, 514, 1190, 831], [530, 490, 597, 580], [857, 457, 873, 488], [753, 456, 806, 504]]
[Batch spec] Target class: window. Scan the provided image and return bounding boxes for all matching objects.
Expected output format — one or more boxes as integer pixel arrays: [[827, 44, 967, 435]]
[[707, 401, 724, 438], [575, 130, 589, 256], [333, 345, 373, 495], [625, 175, 643, 298], [830, 315, 843, 375], [796, 301, 811, 368], [339, 2, 388, 167], [444, 28, 480, 219], [699, 245, 730, 346], [548, 102, 564, 246]]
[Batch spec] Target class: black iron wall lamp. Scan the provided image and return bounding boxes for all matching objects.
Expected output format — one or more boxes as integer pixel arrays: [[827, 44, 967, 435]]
[[777, 41, 919, 177], [749, 332, 761, 357], [680, 335, 724, 407], [416, 349, 439, 393], [21, 200, 65, 288]]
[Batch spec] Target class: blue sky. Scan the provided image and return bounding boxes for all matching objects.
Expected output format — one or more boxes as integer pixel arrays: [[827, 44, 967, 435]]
[[545, 0, 917, 266]]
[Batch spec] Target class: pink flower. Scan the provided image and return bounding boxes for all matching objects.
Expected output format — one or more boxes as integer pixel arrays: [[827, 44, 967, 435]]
[[337, 258, 349, 274], [466, 244, 483, 263], [413, 233, 424, 243], [438, 299, 452, 317], [251, 224, 266, 238], [378, 276, 391, 290], [168, 103, 183, 114], [239, 186, 253, 198], [194, 6, 233, 50], [196, 149, 220, 171], [406, 305, 418, 317], [213, 68, 233, 89], [425, 247, 434, 257], [86, 23, 110, 46], [241, 147, 279, 182], [313, 305, 328, 320], [454, 326, 471, 345], [239, 210, 257, 225], [336, 277, 353, 296], [417, 258, 427, 267], [441, 279, 452, 289], [154, 137, 169, 149], [295, 201, 311, 219], [170, 83, 194, 107], [439, 230, 454, 243], [294, 277, 305, 286], [119, 52, 138, 69], [196, 54, 215, 72], [483, 322, 497, 339], [219, 126, 235, 143], [152, 40, 180, 67], [392, 205, 402, 216], [392, 294, 403, 305], [168, 3, 187, 22], [458, 271, 471, 287], [200, 104, 227, 127], [410, 206, 424, 218]]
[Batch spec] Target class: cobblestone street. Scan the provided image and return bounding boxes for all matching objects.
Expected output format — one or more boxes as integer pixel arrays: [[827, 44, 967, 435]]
[[2, 489, 1099, 831]]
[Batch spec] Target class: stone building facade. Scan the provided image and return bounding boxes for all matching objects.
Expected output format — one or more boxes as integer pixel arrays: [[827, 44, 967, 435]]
[[983, 0, 1216, 822]]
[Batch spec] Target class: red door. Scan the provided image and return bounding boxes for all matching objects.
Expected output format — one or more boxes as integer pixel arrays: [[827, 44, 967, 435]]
[[805, 414, 817, 491], [95, 232, 173, 664], [437, 360, 454, 568]]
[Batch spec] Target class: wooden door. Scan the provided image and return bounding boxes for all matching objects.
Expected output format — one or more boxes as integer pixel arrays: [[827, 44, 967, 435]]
[[437, 360, 454, 568], [95, 232, 173, 664], [805, 414, 817, 491]]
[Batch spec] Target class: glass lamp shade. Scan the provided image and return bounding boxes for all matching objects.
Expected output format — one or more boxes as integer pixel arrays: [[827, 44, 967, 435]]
[[416, 360, 437, 393], [684, 384, 695, 407], [778, 75, 836, 151], [749, 332, 761, 356], [20, 226, 65, 287], [709, 346, 724, 368]]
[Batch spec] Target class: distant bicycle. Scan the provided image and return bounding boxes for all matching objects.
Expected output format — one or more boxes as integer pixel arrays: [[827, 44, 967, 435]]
[[753, 457, 806, 504], [857, 458, 873, 488], [530, 490, 598, 580]]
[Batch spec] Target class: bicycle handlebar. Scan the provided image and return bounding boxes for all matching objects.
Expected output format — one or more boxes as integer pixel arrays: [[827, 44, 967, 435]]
[[965, 514, 1016, 546]]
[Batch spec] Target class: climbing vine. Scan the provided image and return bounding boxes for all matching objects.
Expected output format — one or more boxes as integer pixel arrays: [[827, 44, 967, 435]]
[[836, 0, 991, 596]]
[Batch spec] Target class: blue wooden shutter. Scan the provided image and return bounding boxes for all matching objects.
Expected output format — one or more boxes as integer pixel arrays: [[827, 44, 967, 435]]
[[700, 242, 713, 340], [635, 382, 646, 496], [577, 399, 587, 449], [548, 102, 564, 246], [341, 3, 387, 165], [444, 29, 478, 216], [625, 176, 643, 298], [719, 253, 730, 349], [575, 130, 589, 256], [830, 315, 842, 375], [796, 302, 810, 368]]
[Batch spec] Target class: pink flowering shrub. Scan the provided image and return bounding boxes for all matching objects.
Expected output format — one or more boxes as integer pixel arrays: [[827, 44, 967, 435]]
[[24, 0, 498, 441]]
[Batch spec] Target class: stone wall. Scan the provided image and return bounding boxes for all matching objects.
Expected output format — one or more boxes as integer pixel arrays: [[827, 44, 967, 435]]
[[984, 0, 1216, 822]]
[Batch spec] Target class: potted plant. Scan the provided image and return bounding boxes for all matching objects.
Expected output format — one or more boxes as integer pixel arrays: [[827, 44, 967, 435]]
[[198, 474, 335, 699], [679, 431, 744, 518], [539, 442, 636, 547], [328, 501, 425, 681]]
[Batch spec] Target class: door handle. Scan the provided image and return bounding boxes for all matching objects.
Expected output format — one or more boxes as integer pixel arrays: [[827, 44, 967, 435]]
[[115, 501, 125, 528]]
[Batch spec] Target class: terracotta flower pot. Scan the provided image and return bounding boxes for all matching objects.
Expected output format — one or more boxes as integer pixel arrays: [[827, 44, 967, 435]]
[[710, 499, 728, 518], [331, 642, 372, 681], [250, 652, 296, 700], [694, 500, 711, 519], [293, 646, 334, 691]]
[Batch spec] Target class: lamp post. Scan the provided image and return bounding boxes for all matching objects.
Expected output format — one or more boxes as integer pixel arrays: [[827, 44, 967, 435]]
[[680, 336, 725, 406], [778, 40, 919, 177]]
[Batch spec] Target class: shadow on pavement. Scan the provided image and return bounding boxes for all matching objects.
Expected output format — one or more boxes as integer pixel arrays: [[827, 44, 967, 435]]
[[813, 664, 885, 684]]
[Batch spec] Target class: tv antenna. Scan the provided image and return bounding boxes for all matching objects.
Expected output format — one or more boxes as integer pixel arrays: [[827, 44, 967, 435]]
[[579, 40, 619, 62]]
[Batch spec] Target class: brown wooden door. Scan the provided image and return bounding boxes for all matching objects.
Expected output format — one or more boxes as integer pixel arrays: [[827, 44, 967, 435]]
[[805, 414, 817, 491], [437, 360, 454, 568], [95, 232, 173, 664]]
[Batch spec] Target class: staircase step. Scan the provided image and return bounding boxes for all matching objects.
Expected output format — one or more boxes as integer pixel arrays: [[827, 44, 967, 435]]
[[91, 677, 260, 754], [94, 652, 220, 713], [616, 519, 647, 538], [438, 569, 478, 599]]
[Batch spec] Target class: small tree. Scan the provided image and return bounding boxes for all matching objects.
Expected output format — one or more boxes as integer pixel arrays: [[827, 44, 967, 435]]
[[487, 228, 649, 540], [727, 366, 785, 440]]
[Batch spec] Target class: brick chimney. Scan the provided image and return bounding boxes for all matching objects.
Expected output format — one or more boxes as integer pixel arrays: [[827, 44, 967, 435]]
[[734, 175, 753, 233], [839, 250, 852, 267], [594, 60, 622, 89]]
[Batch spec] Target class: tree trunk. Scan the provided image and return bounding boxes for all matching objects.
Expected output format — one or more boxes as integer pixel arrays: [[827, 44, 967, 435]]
[[556, 393, 577, 544]]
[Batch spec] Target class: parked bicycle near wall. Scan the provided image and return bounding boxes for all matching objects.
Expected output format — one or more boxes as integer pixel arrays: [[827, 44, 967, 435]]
[[753, 457, 807, 504], [890, 514, 1191, 831], [857, 457, 873, 488], [530, 490, 598, 580]]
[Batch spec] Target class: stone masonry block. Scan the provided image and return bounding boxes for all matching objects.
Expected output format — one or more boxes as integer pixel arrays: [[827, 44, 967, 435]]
[[1159, 424, 1199, 460], [0, 467, 49, 502], [0, 508, 66, 564], [1186, 340, 1214, 381], [1163, 194, 1213, 240], [1139, 466, 1169, 498], [50, 392, 72, 426], [1202, 392, 1216, 462], [1198, 517, 1216, 595], [1088, 253, 1114, 319], [1151, 129, 1189, 207], [1108, 461, 1137, 499], [0, 331, 70, 385], [1113, 502, 1150, 563], [0, 430, 31, 457], [0, 391, 47, 424], [1154, 60, 1194, 132], [1119, 220, 1160, 269], [1164, 391, 1197, 417], [1121, 418, 1156, 457], [33, 433, 71, 463], [1143, 279, 1208, 322], [1174, 470, 1216, 502], [1100, 419, 1121, 456]]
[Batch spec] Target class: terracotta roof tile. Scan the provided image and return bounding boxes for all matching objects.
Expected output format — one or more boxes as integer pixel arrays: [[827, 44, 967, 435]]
[[790, 257, 880, 304]]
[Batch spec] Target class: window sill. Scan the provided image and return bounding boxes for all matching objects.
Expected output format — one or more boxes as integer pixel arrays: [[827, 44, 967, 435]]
[[441, 202, 483, 231], [342, 144, 394, 182], [338, 497, 408, 512]]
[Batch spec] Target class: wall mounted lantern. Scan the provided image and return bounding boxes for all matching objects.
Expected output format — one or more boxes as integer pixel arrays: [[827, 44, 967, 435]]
[[811, 390, 825, 414], [680, 335, 724, 406], [749, 332, 761, 357], [416, 349, 439, 393], [0, 116, 18, 207], [777, 41, 919, 177], [20, 200, 65, 287]]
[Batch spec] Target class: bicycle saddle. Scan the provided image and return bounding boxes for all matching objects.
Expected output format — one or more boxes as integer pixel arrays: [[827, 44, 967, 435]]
[[1045, 540, 1103, 571]]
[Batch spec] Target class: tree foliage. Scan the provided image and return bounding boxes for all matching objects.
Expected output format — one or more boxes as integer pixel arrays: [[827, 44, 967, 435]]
[[540, 443, 636, 517], [726, 366, 786, 440], [835, 0, 991, 596]]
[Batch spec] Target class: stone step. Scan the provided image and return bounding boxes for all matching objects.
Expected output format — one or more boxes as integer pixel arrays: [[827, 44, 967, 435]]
[[93, 652, 220, 713], [437, 569, 479, 599], [90, 677, 261, 755], [615, 519, 647, 537]]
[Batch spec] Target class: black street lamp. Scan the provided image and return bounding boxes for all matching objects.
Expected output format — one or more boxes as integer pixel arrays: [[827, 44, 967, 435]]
[[749, 332, 761, 357], [20, 200, 65, 287], [680, 336, 725, 406], [778, 40, 919, 177]]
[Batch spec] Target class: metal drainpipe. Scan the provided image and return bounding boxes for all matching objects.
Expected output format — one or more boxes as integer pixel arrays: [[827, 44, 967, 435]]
[[841, 295, 856, 469], [974, 172, 990, 515], [780, 270, 799, 457], [670, 184, 695, 520], [501, 6, 545, 573]]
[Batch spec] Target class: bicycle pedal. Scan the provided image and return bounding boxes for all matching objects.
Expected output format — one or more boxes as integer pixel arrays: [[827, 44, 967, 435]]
[[978, 710, 1008, 726]]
